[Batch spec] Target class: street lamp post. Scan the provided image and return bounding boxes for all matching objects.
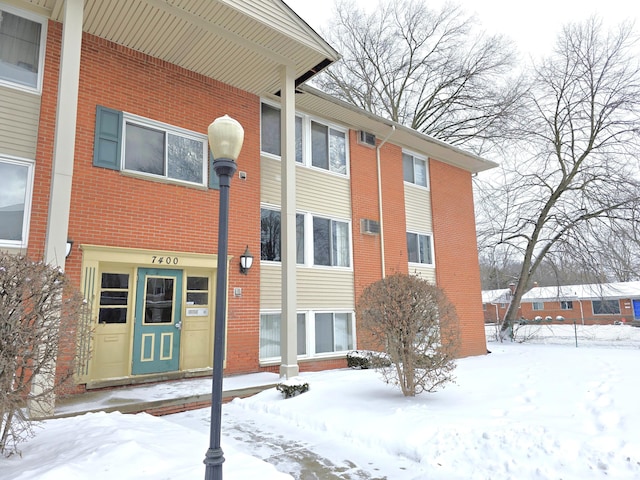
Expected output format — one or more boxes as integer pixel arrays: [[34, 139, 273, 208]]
[[204, 115, 244, 480]]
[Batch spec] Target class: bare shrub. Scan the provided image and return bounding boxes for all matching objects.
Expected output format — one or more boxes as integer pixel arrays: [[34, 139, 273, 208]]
[[356, 274, 459, 397], [0, 254, 89, 457]]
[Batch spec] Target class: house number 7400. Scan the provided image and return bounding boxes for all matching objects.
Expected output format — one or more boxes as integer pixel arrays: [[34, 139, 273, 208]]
[[151, 256, 179, 265]]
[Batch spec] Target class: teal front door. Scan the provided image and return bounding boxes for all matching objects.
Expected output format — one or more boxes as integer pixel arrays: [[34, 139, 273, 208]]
[[132, 268, 183, 375]]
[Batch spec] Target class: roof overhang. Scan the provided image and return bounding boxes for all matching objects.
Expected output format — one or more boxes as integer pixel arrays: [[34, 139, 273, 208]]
[[16, 0, 340, 95], [290, 85, 498, 174]]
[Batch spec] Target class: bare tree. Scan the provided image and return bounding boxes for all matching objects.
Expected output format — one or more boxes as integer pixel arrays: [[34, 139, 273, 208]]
[[476, 18, 640, 335], [315, 0, 523, 151], [0, 254, 90, 457], [356, 274, 459, 397]]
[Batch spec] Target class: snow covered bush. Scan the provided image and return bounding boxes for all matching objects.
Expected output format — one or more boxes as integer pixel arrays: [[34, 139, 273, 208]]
[[346, 350, 391, 369], [276, 377, 309, 398], [0, 254, 90, 457], [356, 274, 459, 397]]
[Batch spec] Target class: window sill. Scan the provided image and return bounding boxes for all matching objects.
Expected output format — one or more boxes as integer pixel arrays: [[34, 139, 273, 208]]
[[119, 169, 208, 191]]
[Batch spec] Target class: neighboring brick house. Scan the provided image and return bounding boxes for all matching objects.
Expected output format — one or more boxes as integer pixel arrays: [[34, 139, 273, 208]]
[[520, 282, 640, 325], [481, 287, 514, 323], [0, 0, 496, 408]]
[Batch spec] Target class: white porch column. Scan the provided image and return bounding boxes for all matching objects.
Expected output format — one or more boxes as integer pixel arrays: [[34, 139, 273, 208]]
[[279, 66, 299, 379], [30, 0, 83, 418]]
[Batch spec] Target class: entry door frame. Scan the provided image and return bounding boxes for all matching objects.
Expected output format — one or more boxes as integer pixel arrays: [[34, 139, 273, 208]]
[[132, 268, 183, 375]]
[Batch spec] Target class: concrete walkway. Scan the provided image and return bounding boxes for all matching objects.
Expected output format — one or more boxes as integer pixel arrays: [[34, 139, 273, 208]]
[[51, 372, 280, 419]]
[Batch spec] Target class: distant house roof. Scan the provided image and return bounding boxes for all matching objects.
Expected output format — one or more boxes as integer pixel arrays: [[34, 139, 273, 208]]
[[521, 281, 640, 302], [482, 289, 512, 304]]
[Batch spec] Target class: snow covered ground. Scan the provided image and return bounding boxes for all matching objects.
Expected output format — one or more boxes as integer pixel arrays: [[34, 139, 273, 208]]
[[2, 325, 639, 479]]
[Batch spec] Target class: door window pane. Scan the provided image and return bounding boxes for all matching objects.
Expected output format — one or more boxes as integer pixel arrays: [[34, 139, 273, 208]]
[[125, 123, 165, 175], [186, 276, 208, 305], [0, 160, 29, 242], [144, 277, 174, 323], [98, 272, 129, 324], [0, 9, 42, 89]]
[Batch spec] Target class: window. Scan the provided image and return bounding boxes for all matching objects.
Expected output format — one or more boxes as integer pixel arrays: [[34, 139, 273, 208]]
[[260, 208, 304, 264], [259, 313, 307, 359], [532, 302, 544, 311], [124, 117, 206, 184], [0, 156, 33, 247], [311, 121, 346, 174], [313, 216, 350, 267], [403, 153, 428, 187], [186, 276, 209, 305], [407, 233, 433, 265], [93, 106, 219, 189], [0, 6, 46, 91], [260, 102, 348, 175], [592, 300, 620, 315], [560, 301, 573, 310], [98, 273, 130, 324], [260, 103, 303, 162], [315, 312, 353, 354]]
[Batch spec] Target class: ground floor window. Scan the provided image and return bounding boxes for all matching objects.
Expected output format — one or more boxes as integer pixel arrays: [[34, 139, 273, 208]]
[[259, 310, 354, 361], [532, 302, 544, 311], [0, 156, 34, 247], [592, 299, 620, 315], [560, 300, 573, 310]]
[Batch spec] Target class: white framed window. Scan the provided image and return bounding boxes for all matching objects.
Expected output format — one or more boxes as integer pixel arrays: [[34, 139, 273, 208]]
[[560, 300, 573, 310], [592, 300, 620, 315], [260, 101, 349, 176], [260, 206, 304, 264], [314, 311, 354, 354], [259, 312, 307, 360], [313, 215, 351, 267], [0, 5, 47, 93], [532, 302, 544, 311], [407, 232, 434, 265], [403, 152, 429, 188], [0, 155, 34, 248], [259, 310, 354, 361], [122, 114, 208, 186]]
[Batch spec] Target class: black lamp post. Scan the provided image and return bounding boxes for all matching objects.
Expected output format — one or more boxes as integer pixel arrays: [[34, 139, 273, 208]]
[[204, 114, 244, 480]]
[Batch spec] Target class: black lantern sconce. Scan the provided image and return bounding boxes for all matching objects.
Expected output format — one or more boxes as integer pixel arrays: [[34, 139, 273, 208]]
[[239, 245, 253, 275]]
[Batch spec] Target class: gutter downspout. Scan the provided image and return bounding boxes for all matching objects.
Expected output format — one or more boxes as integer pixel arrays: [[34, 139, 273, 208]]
[[376, 126, 395, 279]]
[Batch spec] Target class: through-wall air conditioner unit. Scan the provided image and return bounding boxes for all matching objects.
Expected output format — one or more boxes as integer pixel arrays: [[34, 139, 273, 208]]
[[358, 130, 376, 147], [361, 218, 380, 235]]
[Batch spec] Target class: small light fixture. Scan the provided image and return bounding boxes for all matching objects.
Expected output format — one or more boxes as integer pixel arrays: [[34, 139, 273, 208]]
[[65, 239, 74, 258], [239, 245, 253, 275]]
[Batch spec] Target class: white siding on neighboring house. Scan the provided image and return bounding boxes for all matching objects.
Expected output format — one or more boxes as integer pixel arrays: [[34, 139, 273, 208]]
[[0, 87, 40, 158]]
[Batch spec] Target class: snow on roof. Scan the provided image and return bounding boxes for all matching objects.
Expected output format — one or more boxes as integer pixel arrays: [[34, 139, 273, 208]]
[[521, 281, 640, 302], [481, 288, 512, 303]]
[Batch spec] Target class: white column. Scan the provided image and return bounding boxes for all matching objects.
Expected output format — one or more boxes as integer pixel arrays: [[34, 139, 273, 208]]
[[44, 0, 83, 266], [279, 66, 299, 379], [30, 0, 83, 418]]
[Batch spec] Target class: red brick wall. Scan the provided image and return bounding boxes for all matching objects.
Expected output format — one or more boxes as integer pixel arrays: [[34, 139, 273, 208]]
[[32, 24, 262, 382], [520, 299, 634, 325], [430, 160, 487, 357]]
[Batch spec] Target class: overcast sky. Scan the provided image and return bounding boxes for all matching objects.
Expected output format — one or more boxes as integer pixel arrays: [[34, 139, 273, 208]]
[[285, 0, 640, 59]]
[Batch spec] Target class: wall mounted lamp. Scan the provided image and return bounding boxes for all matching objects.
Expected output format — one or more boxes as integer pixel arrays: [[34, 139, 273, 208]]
[[239, 245, 253, 275], [65, 239, 74, 258]]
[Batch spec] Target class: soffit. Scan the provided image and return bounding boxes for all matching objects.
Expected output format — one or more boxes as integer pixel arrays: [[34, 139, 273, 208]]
[[292, 86, 497, 174], [15, 0, 339, 95]]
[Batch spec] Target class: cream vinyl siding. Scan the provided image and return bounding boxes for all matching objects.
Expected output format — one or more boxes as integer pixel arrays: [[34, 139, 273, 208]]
[[260, 264, 354, 310], [409, 264, 436, 283], [404, 183, 433, 232], [0, 87, 40, 158], [261, 155, 351, 218]]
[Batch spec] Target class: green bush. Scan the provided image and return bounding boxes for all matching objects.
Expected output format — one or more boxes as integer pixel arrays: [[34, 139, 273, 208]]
[[347, 350, 391, 369], [276, 378, 309, 399]]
